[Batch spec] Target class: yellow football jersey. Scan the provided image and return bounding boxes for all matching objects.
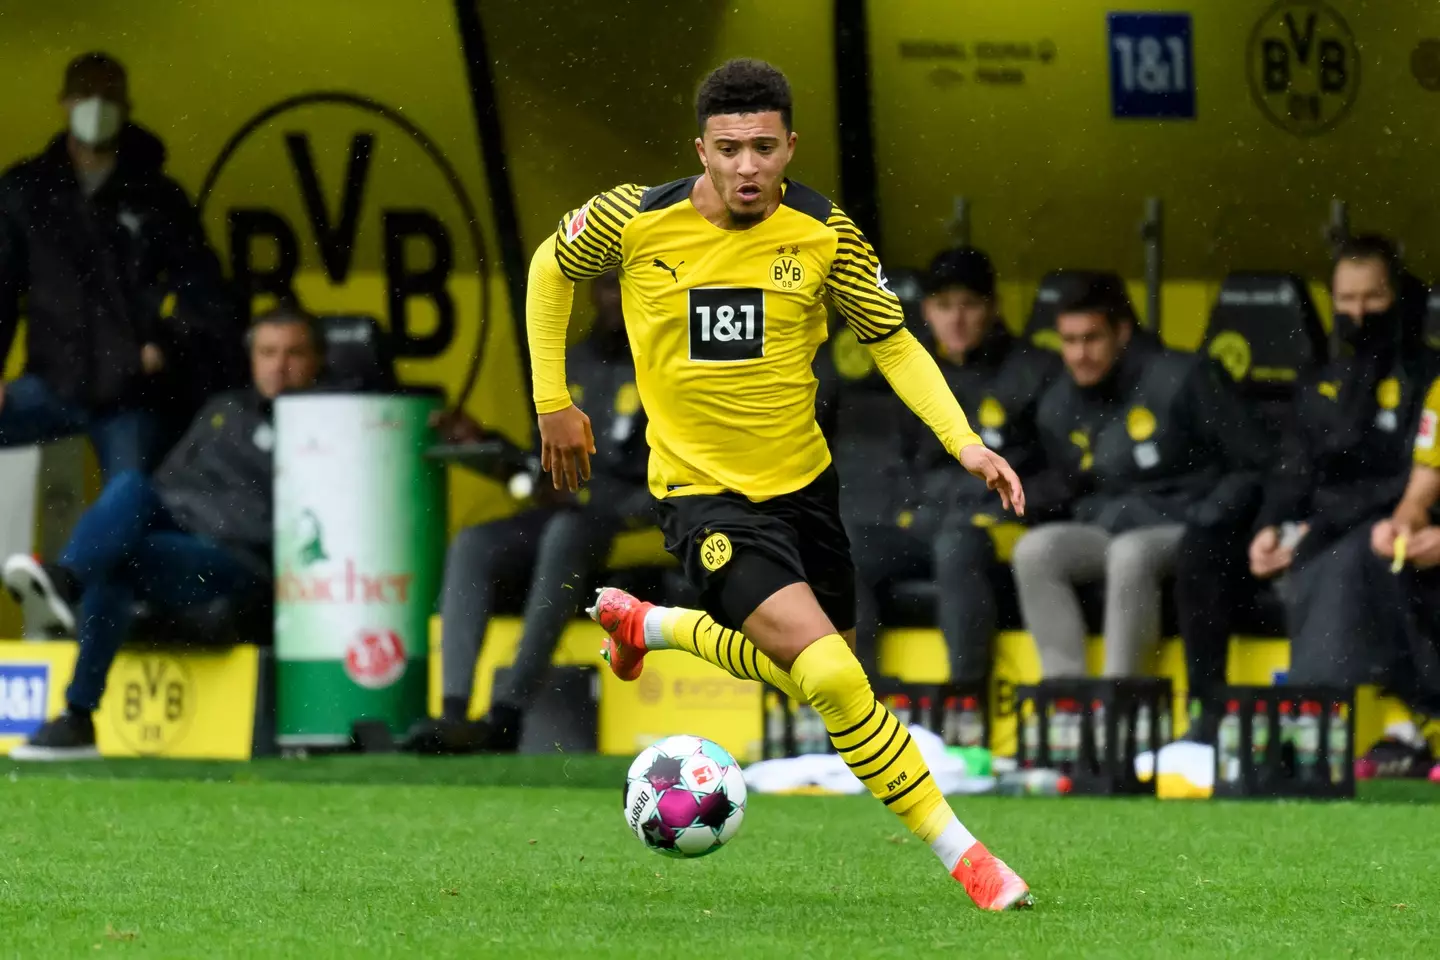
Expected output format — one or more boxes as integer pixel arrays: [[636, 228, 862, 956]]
[[1415, 375, 1440, 468], [552, 176, 905, 501]]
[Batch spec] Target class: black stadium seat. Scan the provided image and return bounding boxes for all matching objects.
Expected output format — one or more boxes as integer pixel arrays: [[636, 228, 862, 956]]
[[1024, 269, 1131, 352], [1201, 272, 1327, 441], [1424, 282, 1440, 352], [319, 314, 399, 393]]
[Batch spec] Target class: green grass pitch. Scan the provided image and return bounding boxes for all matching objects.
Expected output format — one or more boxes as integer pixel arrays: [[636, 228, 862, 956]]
[[1, 755, 1436, 958]]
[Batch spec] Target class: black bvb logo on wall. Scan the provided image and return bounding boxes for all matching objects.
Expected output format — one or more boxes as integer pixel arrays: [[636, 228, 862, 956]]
[[1246, 0, 1359, 137]]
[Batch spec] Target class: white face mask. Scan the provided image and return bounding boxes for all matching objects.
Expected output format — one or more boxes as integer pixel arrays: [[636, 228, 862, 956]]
[[69, 97, 124, 146]]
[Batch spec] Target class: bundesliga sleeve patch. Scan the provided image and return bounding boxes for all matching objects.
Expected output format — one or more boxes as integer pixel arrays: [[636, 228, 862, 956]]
[[1418, 409, 1437, 451], [565, 203, 590, 243]]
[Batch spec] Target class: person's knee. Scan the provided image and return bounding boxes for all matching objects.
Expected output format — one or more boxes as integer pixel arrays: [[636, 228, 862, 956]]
[[789, 632, 872, 715], [1011, 526, 1060, 579], [445, 522, 504, 574], [934, 525, 993, 572], [1106, 530, 1168, 588]]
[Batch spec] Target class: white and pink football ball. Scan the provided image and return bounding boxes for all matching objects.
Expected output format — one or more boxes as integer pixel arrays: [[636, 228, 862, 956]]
[[623, 734, 748, 858]]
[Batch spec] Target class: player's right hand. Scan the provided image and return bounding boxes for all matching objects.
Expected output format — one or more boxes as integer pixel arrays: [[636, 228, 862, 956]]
[[538, 404, 595, 492]]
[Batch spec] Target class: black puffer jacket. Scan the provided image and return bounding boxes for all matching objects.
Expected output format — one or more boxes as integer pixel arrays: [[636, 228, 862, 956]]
[[1037, 331, 1272, 533], [0, 125, 243, 417], [156, 389, 275, 574]]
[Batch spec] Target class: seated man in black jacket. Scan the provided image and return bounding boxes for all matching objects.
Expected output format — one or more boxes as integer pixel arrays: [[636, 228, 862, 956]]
[[1251, 235, 1433, 689], [407, 271, 657, 754], [2, 304, 320, 759], [0, 53, 242, 477], [838, 248, 1061, 685], [1012, 275, 1269, 680]]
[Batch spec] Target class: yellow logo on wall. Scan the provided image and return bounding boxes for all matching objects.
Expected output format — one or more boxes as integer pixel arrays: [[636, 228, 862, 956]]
[[978, 396, 1007, 429], [1207, 330, 1252, 382], [699, 532, 732, 572], [1247, 0, 1360, 137], [196, 92, 491, 405], [111, 654, 197, 755], [1127, 406, 1157, 442]]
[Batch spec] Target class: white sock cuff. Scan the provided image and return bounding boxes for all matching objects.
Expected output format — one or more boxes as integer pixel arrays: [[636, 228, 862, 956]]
[[931, 818, 978, 873], [642, 607, 671, 650]]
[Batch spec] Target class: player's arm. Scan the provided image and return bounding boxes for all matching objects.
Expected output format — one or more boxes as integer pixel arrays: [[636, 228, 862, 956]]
[[528, 185, 641, 490], [1377, 377, 1440, 562], [824, 211, 1024, 515]]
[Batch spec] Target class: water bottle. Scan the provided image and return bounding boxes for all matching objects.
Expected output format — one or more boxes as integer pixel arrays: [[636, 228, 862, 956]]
[[996, 768, 1072, 796], [958, 696, 985, 748], [1049, 700, 1077, 770], [1278, 701, 1297, 778], [1135, 702, 1153, 755], [1022, 709, 1040, 768], [1091, 699, 1107, 760], [1328, 704, 1350, 784], [1296, 703, 1321, 781], [942, 696, 961, 744], [1252, 703, 1270, 768], [764, 693, 788, 759], [1217, 700, 1241, 783]]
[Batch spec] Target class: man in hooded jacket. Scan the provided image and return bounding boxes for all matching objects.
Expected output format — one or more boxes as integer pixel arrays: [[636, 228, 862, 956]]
[[0, 52, 241, 476], [1249, 235, 1435, 689]]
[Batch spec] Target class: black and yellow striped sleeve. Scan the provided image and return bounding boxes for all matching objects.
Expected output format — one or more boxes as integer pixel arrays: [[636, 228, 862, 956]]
[[823, 207, 905, 343], [553, 184, 644, 281]]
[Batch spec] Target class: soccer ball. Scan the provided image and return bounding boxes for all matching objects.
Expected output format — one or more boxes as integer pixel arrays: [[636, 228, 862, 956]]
[[623, 734, 747, 858]]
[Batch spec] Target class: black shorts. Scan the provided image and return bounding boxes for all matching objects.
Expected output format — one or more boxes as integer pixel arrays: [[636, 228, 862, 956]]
[[654, 465, 856, 633]]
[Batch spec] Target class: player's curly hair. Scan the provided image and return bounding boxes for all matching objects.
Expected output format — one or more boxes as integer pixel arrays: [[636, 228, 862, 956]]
[[695, 58, 793, 133]]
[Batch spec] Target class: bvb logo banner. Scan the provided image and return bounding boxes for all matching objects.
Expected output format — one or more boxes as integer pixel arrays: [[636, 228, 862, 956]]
[[1247, 0, 1359, 137], [197, 92, 491, 405]]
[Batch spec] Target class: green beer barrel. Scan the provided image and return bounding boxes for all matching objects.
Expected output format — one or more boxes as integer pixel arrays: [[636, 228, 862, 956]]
[[273, 392, 444, 747]]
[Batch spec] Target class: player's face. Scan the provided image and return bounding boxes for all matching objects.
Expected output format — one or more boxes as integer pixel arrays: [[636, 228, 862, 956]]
[[923, 287, 994, 359], [1058, 311, 1130, 387], [695, 111, 796, 225], [251, 321, 322, 399], [1332, 257, 1395, 321]]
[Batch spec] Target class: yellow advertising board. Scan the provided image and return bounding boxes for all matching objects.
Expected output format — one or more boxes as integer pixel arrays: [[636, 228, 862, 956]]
[[0, 641, 261, 760]]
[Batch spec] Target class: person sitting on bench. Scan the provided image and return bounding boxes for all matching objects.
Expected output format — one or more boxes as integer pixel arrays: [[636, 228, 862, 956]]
[[2, 304, 321, 759]]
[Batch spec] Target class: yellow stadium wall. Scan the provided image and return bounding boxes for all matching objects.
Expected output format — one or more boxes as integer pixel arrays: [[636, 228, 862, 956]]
[[0, 0, 1435, 534]]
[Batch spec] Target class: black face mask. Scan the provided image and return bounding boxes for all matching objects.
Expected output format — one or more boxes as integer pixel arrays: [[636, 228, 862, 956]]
[[1333, 304, 1397, 355]]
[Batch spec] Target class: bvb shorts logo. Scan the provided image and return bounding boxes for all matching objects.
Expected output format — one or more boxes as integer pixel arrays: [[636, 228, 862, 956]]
[[1247, 0, 1359, 137], [770, 255, 806, 291], [699, 532, 732, 573], [1208, 330, 1253, 382], [112, 654, 196, 756]]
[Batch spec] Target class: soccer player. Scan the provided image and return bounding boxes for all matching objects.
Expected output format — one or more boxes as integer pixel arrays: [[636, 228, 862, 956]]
[[526, 59, 1033, 911]]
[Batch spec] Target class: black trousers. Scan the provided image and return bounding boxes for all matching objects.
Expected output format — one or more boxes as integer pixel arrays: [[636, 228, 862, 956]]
[[849, 520, 998, 686]]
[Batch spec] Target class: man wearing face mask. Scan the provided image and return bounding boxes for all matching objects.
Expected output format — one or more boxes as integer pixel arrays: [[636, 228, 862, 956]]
[[1012, 274, 1270, 681], [1250, 235, 1435, 688], [0, 52, 241, 477]]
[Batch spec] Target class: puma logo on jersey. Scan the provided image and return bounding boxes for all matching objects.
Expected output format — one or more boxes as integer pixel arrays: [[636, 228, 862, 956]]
[[653, 258, 683, 281]]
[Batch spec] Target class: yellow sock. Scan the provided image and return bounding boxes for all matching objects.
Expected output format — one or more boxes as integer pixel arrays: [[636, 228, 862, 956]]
[[652, 607, 806, 702], [789, 634, 976, 866]]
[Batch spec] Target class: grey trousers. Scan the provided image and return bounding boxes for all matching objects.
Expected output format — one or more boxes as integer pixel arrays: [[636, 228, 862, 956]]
[[1011, 522, 1186, 678], [439, 508, 620, 710]]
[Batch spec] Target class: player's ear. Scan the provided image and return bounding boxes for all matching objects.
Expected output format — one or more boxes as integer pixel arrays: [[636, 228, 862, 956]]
[[694, 136, 707, 169]]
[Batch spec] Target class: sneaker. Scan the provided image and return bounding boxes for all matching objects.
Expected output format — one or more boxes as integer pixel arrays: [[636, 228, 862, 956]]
[[2, 555, 78, 636], [9, 710, 99, 761], [952, 841, 1034, 911], [586, 587, 653, 682]]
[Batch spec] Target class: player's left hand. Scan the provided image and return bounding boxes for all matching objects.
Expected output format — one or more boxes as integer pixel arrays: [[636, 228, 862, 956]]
[[960, 445, 1025, 517]]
